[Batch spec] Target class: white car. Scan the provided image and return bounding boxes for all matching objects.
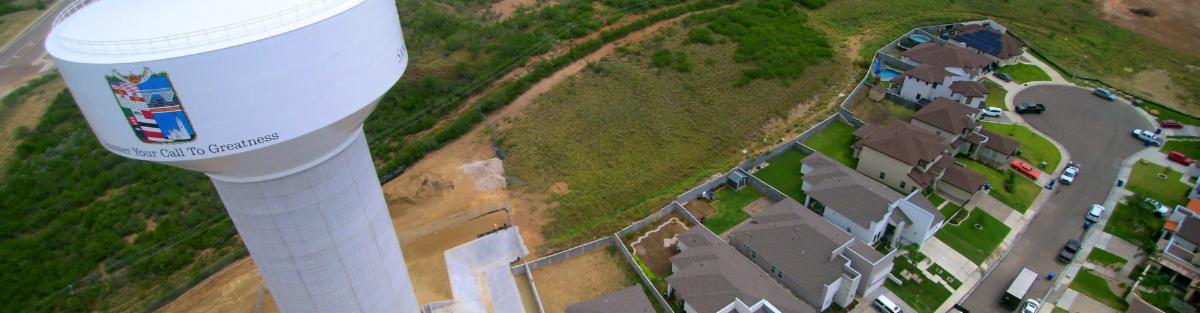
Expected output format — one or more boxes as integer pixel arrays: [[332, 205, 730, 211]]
[[1059, 164, 1079, 185], [1022, 299, 1041, 313], [982, 107, 1004, 118], [1087, 204, 1105, 222]]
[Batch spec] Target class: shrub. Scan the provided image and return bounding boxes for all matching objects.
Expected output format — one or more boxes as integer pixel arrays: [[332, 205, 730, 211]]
[[795, 0, 830, 9], [686, 28, 715, 44], [652, 49, 673, 67], [687, 0, 832, 83]]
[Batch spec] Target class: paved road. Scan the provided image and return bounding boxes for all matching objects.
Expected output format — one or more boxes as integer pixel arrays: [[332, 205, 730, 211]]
[[0, 1, 67, 92], [959, 85, 1152, 313]]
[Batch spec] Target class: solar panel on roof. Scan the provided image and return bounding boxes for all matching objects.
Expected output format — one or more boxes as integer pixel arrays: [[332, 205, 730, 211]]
[[954, 30, 1004, 56]]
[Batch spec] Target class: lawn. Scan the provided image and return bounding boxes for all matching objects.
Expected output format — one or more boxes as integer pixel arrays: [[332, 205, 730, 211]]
[[754, 148, 809, 201], [1086, 247, 1128, 269], [939, 201, 964, 223], [1070, 269, 1128, 311], [996, 63, 1052, 84], [936, 209, 1011, 264], [1104, 197, 1166, 247], [1146, 101, 1200, 127], [981, 121, 1061, 170], [983, 80, 1008, 110], [959, 158, 1040, 213], [803, 121, 858, 168], [926, 263, 962, 289], [703, 186, 762, 235], [886, 253, 952, 313], [927, 192, 946, 208], [1162, 139, 1200, 160], [1127, 161, 1193, 208]]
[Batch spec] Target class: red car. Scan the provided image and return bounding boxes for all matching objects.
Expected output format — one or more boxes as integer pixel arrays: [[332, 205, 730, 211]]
[[1010, 159, 1041, 180], [1160, 119, 1184, 129], [1168, 151, 1194, 166]]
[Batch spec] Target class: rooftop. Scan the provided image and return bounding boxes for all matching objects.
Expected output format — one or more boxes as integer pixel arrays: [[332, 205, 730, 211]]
[[941, 163, 986, 193], [565, 286, 655, 313], [802, 153, 904, 228], [912, 98, 979, 134], [903, 42, 995, 70], [953, 24, 1026, 60], [949, 80, 988, 98], [669, 227, 815, 313], [730, 198, 854, 303], [981, 129, 1020, 156], [905, 64, 952, 83], [854, 121, 946, 166]]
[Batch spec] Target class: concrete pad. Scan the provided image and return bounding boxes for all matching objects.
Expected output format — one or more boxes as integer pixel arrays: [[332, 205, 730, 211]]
[[1056, 289, 1078, 308], [1066, 290, 1121, 313], [920, 238, 978, 281], [970, 194, 1017, 222], [444, 228, 529, 313], [1003, 211, 1024, 229]]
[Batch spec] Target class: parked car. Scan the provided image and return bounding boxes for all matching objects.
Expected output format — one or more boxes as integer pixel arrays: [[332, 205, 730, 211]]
[[1022, 299, 1041, 313], [1132, 128, 1163, 146], [982, 107, 1004, 118], [1059, 164, 1079, 185], [1169, 151, 1194, 166], [1015, 102, 1046, 114], [996, 72, 1013, 82], [1087, 204, 1105, 223], [1144, 198, 1172, 217], [873, 295, 903, 313], [1094, 87, 1117, 101], [1160, 119, 1184, 129], [1011, 159, 1041, 180], [1057, 240, 1081, 263]]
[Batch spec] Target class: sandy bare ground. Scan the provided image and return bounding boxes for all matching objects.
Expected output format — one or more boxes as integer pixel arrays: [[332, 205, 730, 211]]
[[0, 78, 62, 171], [1098, 0, 1200, 55], [530, 249, 632, 313], [155, 258, 279, 313], [490, 0, 543, 20]]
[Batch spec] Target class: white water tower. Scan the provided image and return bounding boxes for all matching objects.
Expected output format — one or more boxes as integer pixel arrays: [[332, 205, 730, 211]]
[[46, 0, 419, 311]]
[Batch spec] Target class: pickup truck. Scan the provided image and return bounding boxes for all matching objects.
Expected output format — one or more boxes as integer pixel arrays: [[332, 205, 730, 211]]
[[1132, 129, 1164, 146]]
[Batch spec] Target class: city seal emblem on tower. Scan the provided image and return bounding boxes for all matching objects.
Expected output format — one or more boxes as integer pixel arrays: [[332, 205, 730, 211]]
[[106, 67, 196, 144]]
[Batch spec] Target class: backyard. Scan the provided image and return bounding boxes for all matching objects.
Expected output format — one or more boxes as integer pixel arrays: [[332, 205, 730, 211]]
[[846, 96, 914, 124], [996, 63, 1052, 84], [983, 80, 1007, 110], [803, 121, 858, 168], [938, 201, 965, 224], [959, 158, 1040, 213], [1070, 269, 1128, 311], [886, 252, 952, 313], [703, 186, 762, 235], [1104, 196, 1166, 247], [935, 209, 1011, 264], [1127, 161, 1193, 208], [754, 148, 809, 201], [981, 121, 1061, 170]]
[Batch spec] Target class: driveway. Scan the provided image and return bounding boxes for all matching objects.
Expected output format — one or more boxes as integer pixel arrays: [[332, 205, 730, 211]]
[[958, 84, 1153, 313]]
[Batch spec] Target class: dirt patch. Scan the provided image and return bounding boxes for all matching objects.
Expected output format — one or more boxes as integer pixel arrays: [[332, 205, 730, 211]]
[[684, 200, 716, 219], [460, 157, 507, 190], [1110, 68, 1188, 107], [742, 198, 775, 217], [156, 258, 278, 313], [0, 78, 62, 170], [530, 248, 633, 313], [490, 0, 547, 20], [628, 219, 687, 277], [1097, 0, 1200, 55], [844, 34, 865, 62], [402, 211, 516, 304]]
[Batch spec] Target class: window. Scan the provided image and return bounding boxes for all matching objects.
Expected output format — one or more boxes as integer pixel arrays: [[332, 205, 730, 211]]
[[900, 181, 906, 190], [879, 172, 886, 179]]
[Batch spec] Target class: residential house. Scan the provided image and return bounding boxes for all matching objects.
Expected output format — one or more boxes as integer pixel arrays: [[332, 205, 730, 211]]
[[566, 286, 655, 313], [898, 43, 995, 106], [1155, 208, 1200, 303], [800, 153, 945, 247], [727, 198, 895, 312], [910, 98, 1020, 169], [667, 227, 814, 313], [951, 23, 1026, 66], [852, 120, 948, 194], [975, 129, 1020, 168]]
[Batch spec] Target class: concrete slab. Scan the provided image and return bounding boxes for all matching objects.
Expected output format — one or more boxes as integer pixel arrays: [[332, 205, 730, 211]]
[[970, 194, 1018, 222], [1066, 290, 1120, 313], [921, 238, 979, 281]]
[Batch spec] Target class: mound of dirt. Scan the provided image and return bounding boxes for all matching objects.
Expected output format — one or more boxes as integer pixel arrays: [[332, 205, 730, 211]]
[[460, 158, 507, 190], [1098, 0, 1200, 55]]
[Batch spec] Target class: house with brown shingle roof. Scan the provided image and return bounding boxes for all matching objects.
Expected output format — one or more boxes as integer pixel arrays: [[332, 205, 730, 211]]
[[897, 42, 997, 108], [852, 120, 948, 194], [800, 153, 946, 248], [911, 98, 980, 144]]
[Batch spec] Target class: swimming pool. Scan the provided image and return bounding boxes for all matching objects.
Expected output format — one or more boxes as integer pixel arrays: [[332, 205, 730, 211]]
[[910, 34, 931, 43], [877, 68, 901, 80]]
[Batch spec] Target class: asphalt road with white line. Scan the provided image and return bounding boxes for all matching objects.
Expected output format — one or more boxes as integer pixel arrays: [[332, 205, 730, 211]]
[[959, 85, 1152, 313], [0, 1, 66, 93]]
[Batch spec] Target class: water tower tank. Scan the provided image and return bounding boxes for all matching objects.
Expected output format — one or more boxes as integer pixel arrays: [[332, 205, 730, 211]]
[[46, 0, 418, 311]]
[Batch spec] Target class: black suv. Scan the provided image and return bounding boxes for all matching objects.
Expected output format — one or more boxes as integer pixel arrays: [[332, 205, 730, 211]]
[[1016, 102, 1046, 114], [1057, 239, 1081, 263]]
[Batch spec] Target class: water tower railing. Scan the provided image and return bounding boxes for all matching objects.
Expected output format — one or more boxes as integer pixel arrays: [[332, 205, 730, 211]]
[[52, 0, 356, 54]]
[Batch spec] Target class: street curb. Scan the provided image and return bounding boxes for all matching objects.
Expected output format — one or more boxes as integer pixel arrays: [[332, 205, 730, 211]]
[[0, 0, 66, 52]]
